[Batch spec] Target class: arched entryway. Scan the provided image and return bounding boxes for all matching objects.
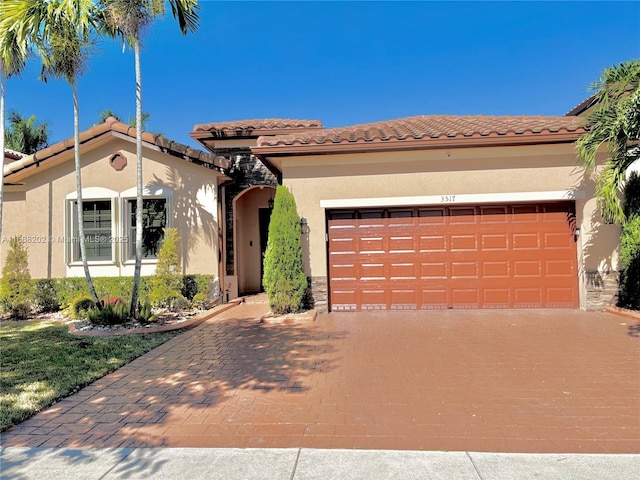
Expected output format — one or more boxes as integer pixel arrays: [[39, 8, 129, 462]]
[[234, 185, 275, 295]]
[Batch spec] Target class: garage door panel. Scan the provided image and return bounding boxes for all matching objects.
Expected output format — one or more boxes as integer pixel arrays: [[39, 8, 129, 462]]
[[544, 232, 573, 248], [450, 235, 478, 251], [513, 233, 540, 249], [421, 263, 447, 278], [483, 288, 511, 307], [328, 202, 577, 310], [514, 261, 541, 276], [545, 260, 574, 276], [451, 288, 480, 307], [390, 289, 418, 310], [420, 236, 447, 251], [451, 262, 478, 277], [482, 261, 509, 277], [481, 234, 509, 250]]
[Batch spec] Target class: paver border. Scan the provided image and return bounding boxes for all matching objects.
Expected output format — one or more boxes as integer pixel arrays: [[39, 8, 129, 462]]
[[604, 306, 640, 322]]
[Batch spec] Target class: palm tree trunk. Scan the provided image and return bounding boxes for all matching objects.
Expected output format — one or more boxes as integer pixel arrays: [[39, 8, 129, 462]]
[[130, 38, 143, 316], [73, 80, 99, 304], [0, 71, 6, 246]]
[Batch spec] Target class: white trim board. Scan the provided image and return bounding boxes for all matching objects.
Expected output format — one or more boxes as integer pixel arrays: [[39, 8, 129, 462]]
[[320, 190, 585, 209]]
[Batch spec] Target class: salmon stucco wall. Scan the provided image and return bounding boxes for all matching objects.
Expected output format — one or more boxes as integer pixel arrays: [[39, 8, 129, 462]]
[[279, 143, 620, 310], [1, 137, 223, 280]]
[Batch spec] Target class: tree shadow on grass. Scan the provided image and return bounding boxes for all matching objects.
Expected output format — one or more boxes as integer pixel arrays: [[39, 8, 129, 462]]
[[3, 313, 346, 478]]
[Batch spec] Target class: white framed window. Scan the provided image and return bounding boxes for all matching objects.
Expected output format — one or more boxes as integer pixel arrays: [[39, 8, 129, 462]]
[[65, 188, 119, 265], [120, 186, 172, 263], [126, 198, 167, 259]]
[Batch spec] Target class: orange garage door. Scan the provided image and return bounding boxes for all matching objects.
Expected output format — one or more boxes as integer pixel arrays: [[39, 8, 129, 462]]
[[327, 202, 578, 311]]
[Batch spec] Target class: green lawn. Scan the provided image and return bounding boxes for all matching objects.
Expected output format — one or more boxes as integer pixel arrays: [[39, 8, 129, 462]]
[[0, 320, 181, 431]]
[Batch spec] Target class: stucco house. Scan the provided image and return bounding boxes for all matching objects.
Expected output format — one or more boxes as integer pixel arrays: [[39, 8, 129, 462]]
[[1, 117, 229, 280], [2, 112, 621, 312]]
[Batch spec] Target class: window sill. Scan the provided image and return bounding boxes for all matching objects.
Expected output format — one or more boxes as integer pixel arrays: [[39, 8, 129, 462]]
[[122, 259, 159, 265], [68, 261, 116, 266]]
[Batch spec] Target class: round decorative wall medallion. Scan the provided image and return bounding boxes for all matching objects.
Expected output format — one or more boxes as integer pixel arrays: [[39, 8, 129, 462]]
[[109, 152, 127, 171]]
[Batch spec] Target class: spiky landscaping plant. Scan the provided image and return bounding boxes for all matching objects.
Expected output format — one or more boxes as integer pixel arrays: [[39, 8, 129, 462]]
[[262, 186, 307, 314]]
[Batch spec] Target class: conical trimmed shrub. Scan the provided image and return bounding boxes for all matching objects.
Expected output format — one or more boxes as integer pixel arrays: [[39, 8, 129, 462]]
[[262, 186, 308, 314], [0, 236, 34, 319]]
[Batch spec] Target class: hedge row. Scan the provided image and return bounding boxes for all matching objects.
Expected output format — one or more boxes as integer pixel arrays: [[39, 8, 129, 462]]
[[31, 275, 216, 313]]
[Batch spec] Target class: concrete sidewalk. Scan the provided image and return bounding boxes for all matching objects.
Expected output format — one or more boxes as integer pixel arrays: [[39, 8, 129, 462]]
[[1, 447, 638, 479]]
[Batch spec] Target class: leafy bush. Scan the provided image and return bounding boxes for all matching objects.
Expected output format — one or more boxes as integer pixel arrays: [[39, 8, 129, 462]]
[[0, 237, 34, 319], [150, 228, 183, 308], [262, 186, 308, 314], [33, 279, 60, 313], [618, 215, 640, 309], [170, 296, 191, 312], [86, 303, 130, 326], [29, 275, 214, 313], [70, 295, 97, 319], [192, 292, 209, 309], [623, 172, 640, 220], [618, 173, 640, 310]]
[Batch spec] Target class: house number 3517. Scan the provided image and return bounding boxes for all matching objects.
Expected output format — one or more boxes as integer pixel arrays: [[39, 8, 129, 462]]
[[440, 195, 456, 203]]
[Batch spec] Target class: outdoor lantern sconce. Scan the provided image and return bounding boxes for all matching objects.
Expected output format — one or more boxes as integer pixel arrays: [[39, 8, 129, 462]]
[[300, 217, 309, 234], [268, 195, 274, 210], [575, 227, 581, 236]]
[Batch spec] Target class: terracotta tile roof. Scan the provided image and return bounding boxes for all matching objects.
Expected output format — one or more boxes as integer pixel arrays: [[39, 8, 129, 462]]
[[191, 118, 324, 139], [4, 117, 230, 181], [254, 115, 587, 153], [3, 149, 24, 161]]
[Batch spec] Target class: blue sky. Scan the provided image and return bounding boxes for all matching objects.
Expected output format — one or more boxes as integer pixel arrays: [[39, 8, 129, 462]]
[[5, 0, 640, 149]]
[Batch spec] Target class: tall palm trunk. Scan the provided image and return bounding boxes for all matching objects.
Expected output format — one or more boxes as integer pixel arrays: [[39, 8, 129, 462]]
[[0, 71, 6, 245], [130, 38, 143, 316], [72, 81, 99, 304]]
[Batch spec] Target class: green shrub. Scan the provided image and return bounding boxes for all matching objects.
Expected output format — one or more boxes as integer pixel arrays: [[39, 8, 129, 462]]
[[623, 172, 640, 220], [28, 274, 214, 313], [262, 186, 308, 314], [86, 302, 130, 326], [192, 292, 209, 309], [170, 295, 191, 312], [70, 295, 96, 319], [150, 228, 183, 308], [618, 215, 640, 309], [0, 237, 34, 319], [33, 279, 60, 313], [185, 275, 217, 300]]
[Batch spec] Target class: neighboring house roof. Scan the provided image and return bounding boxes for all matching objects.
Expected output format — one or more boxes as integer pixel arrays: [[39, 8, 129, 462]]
[[565, 95, 597, 116], [3, 117, 230, 182], [253, 114, 587, 158], [3, 149, 25, 161], [190, 118, 324, 140]]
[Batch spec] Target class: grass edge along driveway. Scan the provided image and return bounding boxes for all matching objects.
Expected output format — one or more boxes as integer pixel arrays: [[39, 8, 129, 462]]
[[0, 320, 181, 431]]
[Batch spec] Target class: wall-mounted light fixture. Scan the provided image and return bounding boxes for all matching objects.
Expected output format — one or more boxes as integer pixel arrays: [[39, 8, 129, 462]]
[[575, 227, 581, 236], [268, 190, 274, 210], [300, 217, 309, 234]]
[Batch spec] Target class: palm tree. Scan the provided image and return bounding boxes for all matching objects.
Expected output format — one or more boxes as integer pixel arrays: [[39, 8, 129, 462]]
[[5, 110, 49, 154], [0, 21, 29, 245], [2, 0, 101, 304], [577, 59, 640, 225], [99, 0, 199, 315]]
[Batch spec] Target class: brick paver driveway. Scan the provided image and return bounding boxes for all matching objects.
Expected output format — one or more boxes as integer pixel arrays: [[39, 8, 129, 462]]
[[2, 299, 639, 453]]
